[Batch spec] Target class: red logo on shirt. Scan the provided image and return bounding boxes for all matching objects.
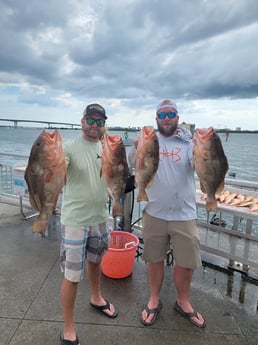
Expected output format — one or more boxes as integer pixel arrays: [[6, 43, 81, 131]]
[[160, 147, 181, 162]]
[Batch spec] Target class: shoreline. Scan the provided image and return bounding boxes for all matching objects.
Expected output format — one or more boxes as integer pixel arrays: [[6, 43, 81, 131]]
[[1, 125, 258, 133]]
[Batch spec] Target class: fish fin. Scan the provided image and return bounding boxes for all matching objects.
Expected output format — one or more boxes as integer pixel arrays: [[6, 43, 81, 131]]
[[200, 193, 207, 200], [137, 158, 145, 170], [137, 190, 149, 202], [216, 181, 224, 195], [29, 194, 41, 211], [101, 165, 113, 179], [112, 200, 124, 217], [200, 182, 206, 194], [146, 178, 155, 189], [106, 187, 113, 199]]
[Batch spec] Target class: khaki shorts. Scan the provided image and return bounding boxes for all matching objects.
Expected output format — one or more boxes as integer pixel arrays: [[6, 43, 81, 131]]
[[142, 212, 202, 269]]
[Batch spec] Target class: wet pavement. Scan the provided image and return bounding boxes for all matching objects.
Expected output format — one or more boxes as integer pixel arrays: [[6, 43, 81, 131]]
[[0, 196, 258, 345]]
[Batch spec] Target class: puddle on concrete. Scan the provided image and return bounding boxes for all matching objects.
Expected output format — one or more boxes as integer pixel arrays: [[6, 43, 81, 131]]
[[201, 261, 258, 316]]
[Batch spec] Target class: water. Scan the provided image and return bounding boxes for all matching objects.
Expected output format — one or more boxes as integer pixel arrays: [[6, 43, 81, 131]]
[[0, 127, 138, 165], [0, 127, 257, 183], [221, 132, 258, 182], [1, 127, 257, 218], [2, 126, 257, 230]]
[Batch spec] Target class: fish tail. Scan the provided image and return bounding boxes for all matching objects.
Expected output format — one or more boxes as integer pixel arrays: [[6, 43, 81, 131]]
[[32, 217, 48, 235], [137, 189, 149, 202]]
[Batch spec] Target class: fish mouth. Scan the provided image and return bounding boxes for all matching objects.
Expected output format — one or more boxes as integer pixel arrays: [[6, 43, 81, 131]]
[[107, 135, 122, 147], [41, 129, 59, 144], [195, 127, 214, 139], [142, 127, 156, 139]]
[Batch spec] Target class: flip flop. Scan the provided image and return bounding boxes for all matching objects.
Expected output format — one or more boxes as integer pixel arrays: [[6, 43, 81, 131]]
[[174, 301, 206, 328], [90, 299, 118, 318], [140, 300, 163, 326], [60, 333, 80, 345]]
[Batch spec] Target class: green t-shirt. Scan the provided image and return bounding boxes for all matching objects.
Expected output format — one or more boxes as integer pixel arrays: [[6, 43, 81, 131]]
[[61, 136, 108, 227]]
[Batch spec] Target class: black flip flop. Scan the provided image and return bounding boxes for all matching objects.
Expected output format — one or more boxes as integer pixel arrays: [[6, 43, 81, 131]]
[[60, 333, 80, 345], [90, 299, 118, 318], [140, 300, 163, 326], [174, 301, 206, 328]]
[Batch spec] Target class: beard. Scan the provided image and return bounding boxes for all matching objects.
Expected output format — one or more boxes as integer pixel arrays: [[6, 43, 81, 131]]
[[157, 120, 178, 137]]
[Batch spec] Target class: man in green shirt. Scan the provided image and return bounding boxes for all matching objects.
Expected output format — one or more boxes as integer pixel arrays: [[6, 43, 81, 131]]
[[60, 103, 117, 345]]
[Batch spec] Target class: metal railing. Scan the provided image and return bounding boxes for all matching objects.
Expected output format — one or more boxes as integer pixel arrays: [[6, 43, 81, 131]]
[[1, 152, 258, 276], [0, 153, 37, 219], [196, 179, 258, 272], [131, 180, 258, 275], [196, 186, 258, 273]]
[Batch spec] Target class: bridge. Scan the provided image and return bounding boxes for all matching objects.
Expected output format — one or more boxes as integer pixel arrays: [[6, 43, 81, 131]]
[[0, 118, 81, 129]]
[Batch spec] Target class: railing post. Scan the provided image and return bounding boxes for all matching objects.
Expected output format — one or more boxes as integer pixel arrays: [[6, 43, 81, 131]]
[[243, 219, 252, 273], [228, 215, 240, 269]]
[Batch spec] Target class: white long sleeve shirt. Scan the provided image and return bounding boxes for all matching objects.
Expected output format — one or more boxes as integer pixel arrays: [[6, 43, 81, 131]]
[[144, 127, 197, 221]]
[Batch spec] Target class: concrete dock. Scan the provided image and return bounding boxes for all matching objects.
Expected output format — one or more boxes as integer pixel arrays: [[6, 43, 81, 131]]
[[0, 196, 258, 345]]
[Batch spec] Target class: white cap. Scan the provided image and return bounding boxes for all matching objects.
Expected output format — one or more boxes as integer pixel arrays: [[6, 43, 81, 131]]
[[156, 100, 178, 113]]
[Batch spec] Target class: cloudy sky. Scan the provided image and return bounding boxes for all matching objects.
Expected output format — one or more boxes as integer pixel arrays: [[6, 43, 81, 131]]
[[1, 0, 258, 130]]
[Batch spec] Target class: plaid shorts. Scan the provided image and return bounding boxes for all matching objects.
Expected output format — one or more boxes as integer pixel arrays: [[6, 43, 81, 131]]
[[60, 222, 110, 282]]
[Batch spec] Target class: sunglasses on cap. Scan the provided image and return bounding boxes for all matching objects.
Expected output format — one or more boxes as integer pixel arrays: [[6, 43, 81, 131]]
[[157, 111, 177, 119], [85, 117, 105, 127]]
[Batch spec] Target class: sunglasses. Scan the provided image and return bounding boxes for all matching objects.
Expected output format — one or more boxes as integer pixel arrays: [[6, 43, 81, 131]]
[[85, 117, 105, 127], [157, 111, 177, 119]]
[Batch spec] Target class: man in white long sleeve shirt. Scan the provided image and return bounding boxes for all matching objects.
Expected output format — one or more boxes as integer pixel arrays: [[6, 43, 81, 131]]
[[140, 99, 206, 328]]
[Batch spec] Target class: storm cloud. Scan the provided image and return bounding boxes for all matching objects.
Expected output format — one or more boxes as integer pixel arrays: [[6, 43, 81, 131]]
[[0, 0, 258, 129]]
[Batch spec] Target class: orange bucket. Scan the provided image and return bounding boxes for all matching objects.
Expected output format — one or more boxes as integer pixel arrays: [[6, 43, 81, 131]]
[[102, 231, 139, 279]]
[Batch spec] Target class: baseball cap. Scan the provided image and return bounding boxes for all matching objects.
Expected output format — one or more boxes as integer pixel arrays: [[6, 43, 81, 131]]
[[156, 100, 178, 113], [83, 103, 107, 119]]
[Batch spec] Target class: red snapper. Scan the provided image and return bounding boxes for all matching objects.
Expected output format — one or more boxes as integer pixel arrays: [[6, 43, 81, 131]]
[[25, 129, 66, 235]]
